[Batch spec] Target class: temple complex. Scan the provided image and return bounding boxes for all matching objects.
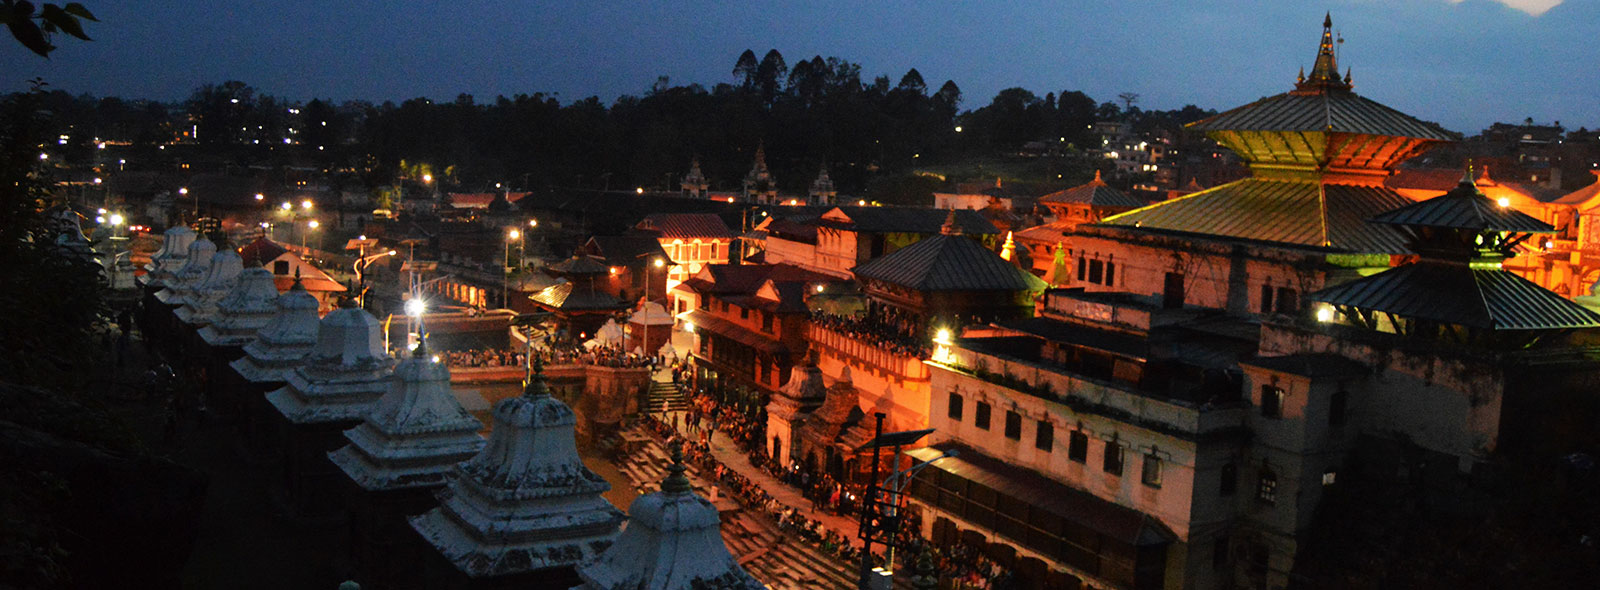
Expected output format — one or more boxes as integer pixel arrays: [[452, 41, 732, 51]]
[[571, 443, 767, 590], [530, 254, 631, 338], [329, 338, 486, 588], [265, 298, 396, 513], [409, 361, 624, 588]]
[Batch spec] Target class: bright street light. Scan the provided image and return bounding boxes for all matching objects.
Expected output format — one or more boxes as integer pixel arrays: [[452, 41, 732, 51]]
[[280, 202, 292, 211], [421, 173, 433, 184], [178, 187, 187, 195], [528, 219, 538, 228], [405, 297, 426, 317], [109, 213, 124, 226], [301, 199, 313, 210], [307, 220, 320, 229], [508, 229, 520, 241], [255, 193, 264, 201], [653, 257, 665, 268]]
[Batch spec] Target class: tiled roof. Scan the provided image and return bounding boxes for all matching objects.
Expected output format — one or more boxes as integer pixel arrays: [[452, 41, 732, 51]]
[[1096, 178, 1416, 253], [1188, 90, 1454, 141], [852, 234, 1047, 292], [821, 206, 998, 235], [1011, 220, 1073, 246], [1311, 261, 1600, 330], [1385, 168, 1467, 192], [547, 254, 609, 276], [1553, 172, 1600, 207], [636, 213, 736, 240], [1370, 180, 1554, 233], [1039, 172, 1143, 208], [683, 264, 836, 296], [584, 235, 669, 264], [683, 311, 788, 355]]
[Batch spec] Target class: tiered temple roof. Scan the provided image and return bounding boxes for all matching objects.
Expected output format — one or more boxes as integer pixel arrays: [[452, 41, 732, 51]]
[[230, 279, 321, 383], [1040, 170, 1142, 208], [572, 444, 767, 590], [409, 363, 624, 578], [328, 341, 485, 491], [199, 266, 283, 348], [265, 299, 396, 423], [767, 362, 827, 425], [154, 236, 217, 305], [852, 214, 1046, 293], [175, 247, 244, 326], [143, 225, 197, 288], [1097, 15, 1455, 254]]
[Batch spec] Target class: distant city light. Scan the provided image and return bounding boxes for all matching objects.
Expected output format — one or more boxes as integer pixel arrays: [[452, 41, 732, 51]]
[[109, 214, 124, 226], [636, 187, 644, 194], [507, 229, 520, 240], [38, 153, 47, 160], [255, 193, 264, 201], [528, 219, 538, 228], [954, 126, 963, 133], [307, 220, 319, 229], [95, 216, 105, 224], [421, 174, 433, 183], [97, 208, 107, 215], [93, 177, 102, 184], [301, 199, 313, 210], [178, 187, 187, 195], [280, 202, 292, 211]]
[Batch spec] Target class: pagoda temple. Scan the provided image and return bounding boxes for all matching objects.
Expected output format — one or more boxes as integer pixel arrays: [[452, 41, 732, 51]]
[[329, 336, 485, 588], [531, 254, 631, 339], [229, 277, 322, 451], [409, 361, 624, 588], [265, 298, 396, 513], [572, 443, 767, 590], [764, 360, 828, 469], [1312, 170, 1600, 347], [742, 144, 778, 204], [850, 211, 1047, 329]]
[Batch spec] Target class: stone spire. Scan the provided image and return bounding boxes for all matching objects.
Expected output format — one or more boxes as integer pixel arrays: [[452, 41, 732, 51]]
[[572, 440, 767, 590], [154, 235, 217, 305], [176, 247, 244, 327], [1295, 13, 1351, 94], [1000, 231, 1016, 262], [743, 143, 778, 204], [328, 331, 485, 492], [231, 277, 322, 384], [265, 298, 396, 424], [681, 157, 709, 199], [409, 361, 624, 579], [939, 210, 963, 236], [198, 264, 280, 347], [144, 224, 197, 288], [809, 164, 836, 205]]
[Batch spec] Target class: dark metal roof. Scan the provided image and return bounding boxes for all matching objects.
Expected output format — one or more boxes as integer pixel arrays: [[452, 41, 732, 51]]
[[636, 213, 737, 240], [584, 235, 671, 264], [820, 206, 998, 235], [238, 237, 287, 267], [1370, 179, 1554, 233], [1039, 172, 1144, 208], [546, 254, 609, 276], [1097, 178, 1416, 253], [908, 443, 1175, 546], [851, 235, 1047, 293], [683, 310, 788, 355], [1241, 353, 1369, 378], [529, 280, 628, 312], [1311, 261, 1600, 331], [1188, 91, 1454, 141]]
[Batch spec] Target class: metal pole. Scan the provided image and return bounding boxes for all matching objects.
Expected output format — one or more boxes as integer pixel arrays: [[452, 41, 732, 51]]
[[859, 412, 886, 589]]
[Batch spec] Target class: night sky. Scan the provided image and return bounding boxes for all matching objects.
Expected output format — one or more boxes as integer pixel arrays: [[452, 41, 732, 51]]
[[4, 0, 1593, 134]]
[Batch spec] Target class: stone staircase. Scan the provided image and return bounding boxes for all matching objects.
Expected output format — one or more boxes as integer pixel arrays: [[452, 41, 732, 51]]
[[614, 427, 912, 590], [643, 380, 691, 413]]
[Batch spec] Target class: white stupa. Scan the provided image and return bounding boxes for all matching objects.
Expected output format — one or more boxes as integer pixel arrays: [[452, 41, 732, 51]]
[[266, 298, 396, 425], [328, 337, 485, 491], [230, 277, 322, 384], [154, 235, 217, 305], [143, 224, 197, 288], [572, 443, 768, 590], [410, 360, 625, 579], [175, 246, 244, 326], [198, 266, 282, 348]]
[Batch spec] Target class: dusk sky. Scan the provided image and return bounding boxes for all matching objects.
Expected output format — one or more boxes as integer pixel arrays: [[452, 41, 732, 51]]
[[4, 0, 1593, 134]]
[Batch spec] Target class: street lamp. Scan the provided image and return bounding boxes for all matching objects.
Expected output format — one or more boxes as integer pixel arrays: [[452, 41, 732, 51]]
[[302, 219, 319, 250], [180, 187, 194, 218], [301, 199, 314, 211], [503, 228, 520, 310], [353, 249, 397, 310]]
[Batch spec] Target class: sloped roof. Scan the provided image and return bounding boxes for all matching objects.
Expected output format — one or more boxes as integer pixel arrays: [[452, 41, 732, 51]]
[[584, 235, 669, 264], [547, 254, 609, 276], [821, 206, 998, 235], [238, 237, 288, 267], [636, 213, 736, 240], [1241, 353, 1369, 378], [1552, 172, 1600, 207], [1012, 220, 1073, 246], [529, 281, 628, 312], [448, 192, 530, 209], [1188, 91, 1454, 141], [683, 311, 787, 355], [1386, 167, 1467, 192], [1040, 171, 1143, 208], [1311, 261, 1600, 330], [1370, 179, 1554, 233], [1096, 178, 1416, 253], [682, 263, 835, 297], [852, 234, 1047, 292]]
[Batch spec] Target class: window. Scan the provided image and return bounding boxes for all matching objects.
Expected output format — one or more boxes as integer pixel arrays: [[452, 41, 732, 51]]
[[1004, 411, 1022, 440], [1104, 261, 1116, 286], [1257, 470, 1277, 505], [1035, 420, 1054, 451], [273, 260, 289, 275], [761, 312, 774, 333], [974, 402, 991, 430], [1275, 287, 1299, 314], [1322, 471, 1337, 486], [1329, 390, 1348, 427], [1142, 452, 1163, 487], [1077, 257, 1087, 281], [1068, 431, 1088, 463], [710, 242, 720, 260], [947, 393, 964, 421], [1103, 441, 1124, 475], [740, 307, 749, 320], [1220, 463, 1238, 496], [1259, 284, 1274, 313], [699, 296, 709, 310], [1260, 385, 1283, 419], [1088, 259, 1104, 284]]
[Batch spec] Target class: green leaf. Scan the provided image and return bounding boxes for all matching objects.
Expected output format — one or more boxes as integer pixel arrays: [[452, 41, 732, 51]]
[[7, 20, 53, 57], [62, 2, 95, 21], [40, 4, 89, 40]]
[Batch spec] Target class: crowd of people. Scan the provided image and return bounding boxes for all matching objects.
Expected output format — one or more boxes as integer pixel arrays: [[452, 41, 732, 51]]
[[439, 348, 525, 368], [439, 343, 656, 370], [809, 311, 931, 358]]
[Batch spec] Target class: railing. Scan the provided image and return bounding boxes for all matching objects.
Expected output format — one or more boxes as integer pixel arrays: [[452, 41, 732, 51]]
[[808, 323, 931, 382]]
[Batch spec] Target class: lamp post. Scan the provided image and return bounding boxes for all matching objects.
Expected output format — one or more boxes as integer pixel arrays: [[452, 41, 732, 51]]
[[180, 187, 192, 219], [645, 256, 665, 359], [354, 249, 396, 310], [504, 228, 520, 310], [303, 219, 319, 250]]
